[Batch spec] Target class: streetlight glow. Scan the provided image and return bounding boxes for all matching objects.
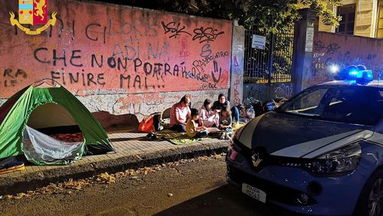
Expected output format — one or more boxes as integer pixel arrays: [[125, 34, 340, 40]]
[[329, 64, 340, 74]]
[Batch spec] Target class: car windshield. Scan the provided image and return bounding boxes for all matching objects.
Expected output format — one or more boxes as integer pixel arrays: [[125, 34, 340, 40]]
[[278, 85, 383, 125]]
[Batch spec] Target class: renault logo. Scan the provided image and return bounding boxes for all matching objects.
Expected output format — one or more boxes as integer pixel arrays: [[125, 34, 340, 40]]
[[252, 152, 263, 168]]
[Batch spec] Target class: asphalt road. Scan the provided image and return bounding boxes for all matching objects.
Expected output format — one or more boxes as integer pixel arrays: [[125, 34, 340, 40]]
[[0, 156, 284, 216]]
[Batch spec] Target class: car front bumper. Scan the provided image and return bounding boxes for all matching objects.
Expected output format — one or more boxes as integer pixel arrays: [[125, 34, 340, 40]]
[[226, 143, 378, 216]]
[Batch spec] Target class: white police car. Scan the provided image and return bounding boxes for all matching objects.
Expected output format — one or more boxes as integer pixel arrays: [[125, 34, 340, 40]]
[[227, 68, 383, 215]]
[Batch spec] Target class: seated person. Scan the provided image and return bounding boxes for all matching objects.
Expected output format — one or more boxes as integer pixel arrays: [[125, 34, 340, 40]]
[[219, 108, 233, 130], [231, 104, 245, 124], [170, 95, 191, 132], [200, 99, 219, 127], [212, 94, 230, 112], [219, 108, 233, 140], [186, 109, 208, 138]]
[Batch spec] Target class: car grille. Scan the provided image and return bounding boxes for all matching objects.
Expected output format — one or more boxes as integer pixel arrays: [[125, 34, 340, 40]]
[[227, 165, 316, 206]]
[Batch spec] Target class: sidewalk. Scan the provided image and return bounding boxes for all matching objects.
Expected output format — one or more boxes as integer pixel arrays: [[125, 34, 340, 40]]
[[0, 131, 230, 195]]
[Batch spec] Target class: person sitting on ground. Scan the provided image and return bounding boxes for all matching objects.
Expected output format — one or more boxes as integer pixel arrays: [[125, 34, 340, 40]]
[[212, 94, 230, 112], [252, 100, 264, 117], [170, 95, 191, 132], [186, 109, 208, 138], [219, 108, 232, 130], [200, 99, 220, 127], [219, 108, 233, 139]]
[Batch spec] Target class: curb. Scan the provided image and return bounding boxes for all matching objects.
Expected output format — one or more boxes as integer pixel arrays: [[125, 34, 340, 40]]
[[0, 141, 229, 195]]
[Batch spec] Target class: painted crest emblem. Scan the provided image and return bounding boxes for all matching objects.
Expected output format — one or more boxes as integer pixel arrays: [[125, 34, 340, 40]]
[[9, 0, 57, 35]]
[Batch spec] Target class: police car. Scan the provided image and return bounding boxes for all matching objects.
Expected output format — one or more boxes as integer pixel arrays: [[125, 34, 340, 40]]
[[227, 67, 383, 216]]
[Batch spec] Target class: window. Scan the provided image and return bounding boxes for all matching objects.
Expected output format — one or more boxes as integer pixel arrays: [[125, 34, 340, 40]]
[[336, 4, 356, 35], [377, 2, 383, 38], [279, 86, 383, 125], [281, 88, 328, 117]]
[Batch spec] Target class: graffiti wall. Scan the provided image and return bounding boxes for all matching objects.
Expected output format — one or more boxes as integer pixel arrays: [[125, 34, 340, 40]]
[[229, 26, 244, 105], [310, 32, 383, 87], [0, 0, 232, 120], [0, 1, 232, 97]]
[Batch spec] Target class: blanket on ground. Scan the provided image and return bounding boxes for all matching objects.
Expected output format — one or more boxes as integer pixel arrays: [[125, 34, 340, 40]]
[[154, 123, 246, 145], [154, 130, 199, 145]]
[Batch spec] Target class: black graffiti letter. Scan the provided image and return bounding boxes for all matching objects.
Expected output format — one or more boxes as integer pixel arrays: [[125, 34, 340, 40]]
[[200, 44, 212, 58], [34, 47, 50, 64], [211, 60, 222, 83], [85, 23, 102, 41], [70, 50, 83, 67]]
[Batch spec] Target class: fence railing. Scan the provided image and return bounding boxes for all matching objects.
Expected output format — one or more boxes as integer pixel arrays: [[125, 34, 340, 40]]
[[244, 30, 294, 83]]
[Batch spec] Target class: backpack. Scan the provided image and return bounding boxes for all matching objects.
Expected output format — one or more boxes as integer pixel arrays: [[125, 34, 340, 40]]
[[138, 115, 155, 133], [138, 113, 162, 133]]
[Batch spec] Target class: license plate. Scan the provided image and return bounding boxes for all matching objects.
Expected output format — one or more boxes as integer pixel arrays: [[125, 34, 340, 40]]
[[241, 183, 266, 203]]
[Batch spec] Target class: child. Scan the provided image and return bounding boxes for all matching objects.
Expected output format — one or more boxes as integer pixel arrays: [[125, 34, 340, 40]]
[[200, 99, 220, 127], [186, 109, 208, 138], [219, 108, 233, 139], [219, 108, 233, 129]]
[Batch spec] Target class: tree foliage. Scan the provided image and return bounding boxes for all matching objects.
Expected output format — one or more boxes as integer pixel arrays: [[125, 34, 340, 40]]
[[97, 0, 343, 33]]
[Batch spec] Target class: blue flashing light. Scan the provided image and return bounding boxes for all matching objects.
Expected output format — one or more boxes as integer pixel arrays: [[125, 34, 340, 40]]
[[348, 70, 362, 78], [346, 70, 373, 84], [348, 70, 358, 76], [335, 65, 373, 85]]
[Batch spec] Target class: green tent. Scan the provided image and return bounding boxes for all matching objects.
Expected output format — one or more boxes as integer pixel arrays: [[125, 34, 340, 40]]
[[0, 81, 114, 165]]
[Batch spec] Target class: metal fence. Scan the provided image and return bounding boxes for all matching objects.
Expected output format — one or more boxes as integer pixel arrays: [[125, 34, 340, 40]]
[[244, 30, 294, 83]]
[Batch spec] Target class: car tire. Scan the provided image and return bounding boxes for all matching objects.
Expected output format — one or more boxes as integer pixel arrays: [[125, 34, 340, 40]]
[[354, 169, 383, 216]]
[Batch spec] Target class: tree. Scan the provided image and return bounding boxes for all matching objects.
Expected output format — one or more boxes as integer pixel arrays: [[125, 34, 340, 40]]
[[96, 0, 342, 33]]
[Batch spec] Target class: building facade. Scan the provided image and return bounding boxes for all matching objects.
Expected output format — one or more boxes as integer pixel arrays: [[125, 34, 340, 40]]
[[319, 0, 383, 38]]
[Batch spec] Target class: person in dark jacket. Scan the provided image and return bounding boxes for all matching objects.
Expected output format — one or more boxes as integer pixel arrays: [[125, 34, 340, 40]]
[[212, 94, 230, 112]]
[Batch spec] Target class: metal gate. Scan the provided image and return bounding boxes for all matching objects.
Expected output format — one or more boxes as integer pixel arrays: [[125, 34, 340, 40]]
[[243, 30, 294, 102]]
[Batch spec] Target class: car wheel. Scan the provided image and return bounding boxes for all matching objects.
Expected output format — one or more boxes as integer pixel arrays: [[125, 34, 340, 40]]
[[354, 169, 383, 216]]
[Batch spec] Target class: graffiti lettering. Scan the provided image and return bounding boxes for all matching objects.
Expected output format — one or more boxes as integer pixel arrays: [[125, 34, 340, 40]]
[[85, 23, 107, 44], [200, 44, 212, 58], [194, 51, 230, 69], [274, 84, 293, 98], [147, 41, 169, 60], [211, 60, 222, 83], [161, 21, 192, 39], [133, 58, 184, 78], [50, 70, 105, 86], [193, 27, 224, 43], [120, 74, 149, 89], [0, 3, 232, 100], [201, 83, 217, 89], [34, 48, 84, 68], [91, 54, 103, 68], [1, 68, 28, 88], [70, 50, 83, 67], [34, 47, 50, 64], [3, 68, 27, 79]]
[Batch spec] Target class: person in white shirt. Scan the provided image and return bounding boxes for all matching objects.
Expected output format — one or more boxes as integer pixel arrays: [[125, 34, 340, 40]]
[[200, 99, 219, 127], [170, 95, 191, 132]]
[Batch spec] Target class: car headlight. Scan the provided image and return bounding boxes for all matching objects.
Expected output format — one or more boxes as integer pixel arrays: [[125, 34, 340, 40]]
[[278, 143, 361, 176], [305, 143, 361, 176]]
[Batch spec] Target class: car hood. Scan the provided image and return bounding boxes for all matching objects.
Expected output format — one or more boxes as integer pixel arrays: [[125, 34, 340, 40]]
[[237, 112, 373, 159]]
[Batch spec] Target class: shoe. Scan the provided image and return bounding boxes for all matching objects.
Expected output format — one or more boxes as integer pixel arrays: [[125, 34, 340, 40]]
[[146, 133, 157, 140]]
